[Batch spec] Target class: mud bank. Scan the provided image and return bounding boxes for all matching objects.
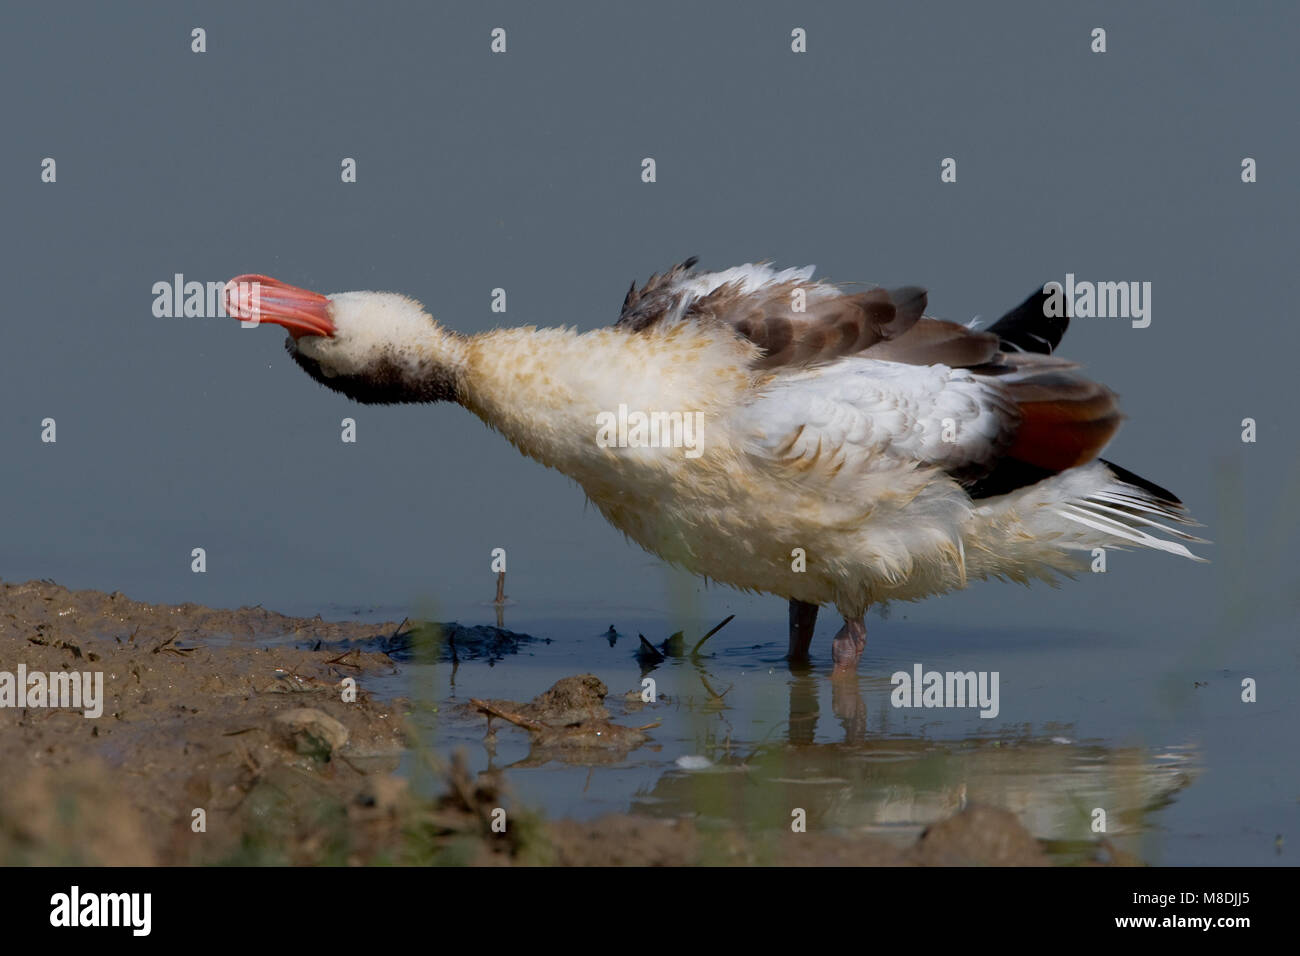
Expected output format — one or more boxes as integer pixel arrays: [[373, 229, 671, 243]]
[[0, 579, 1120, 866]]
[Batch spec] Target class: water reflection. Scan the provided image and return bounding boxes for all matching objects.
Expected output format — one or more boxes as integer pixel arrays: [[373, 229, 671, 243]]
[[628, 658, 1198, 860], [388, 623, 1201, 863]]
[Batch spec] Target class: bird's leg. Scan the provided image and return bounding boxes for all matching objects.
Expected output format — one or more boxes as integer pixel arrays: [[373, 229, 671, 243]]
[[787, 599, 819, 660], [830, 616, 867, 671], [492, 569, 506, 628]]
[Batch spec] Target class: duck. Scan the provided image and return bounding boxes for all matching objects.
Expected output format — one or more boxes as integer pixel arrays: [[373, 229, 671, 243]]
[[224, 259, 1206, 670]]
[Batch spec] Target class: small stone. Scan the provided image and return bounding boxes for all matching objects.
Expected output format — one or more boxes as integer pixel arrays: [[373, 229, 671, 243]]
[[675, 755, 712, 770], [273, 708, 349, 759]]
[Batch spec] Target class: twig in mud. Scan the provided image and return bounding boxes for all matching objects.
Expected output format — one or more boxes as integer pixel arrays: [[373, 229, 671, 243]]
[[272, 670, 323, 693], [690, 614, 735, 658], [150, 629, 181, 654], [469, 697, 548, 733], [324, 648, 362, 668]]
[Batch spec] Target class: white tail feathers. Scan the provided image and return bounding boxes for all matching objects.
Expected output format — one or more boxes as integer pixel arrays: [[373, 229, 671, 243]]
[[1056, 469, 1209, 562]]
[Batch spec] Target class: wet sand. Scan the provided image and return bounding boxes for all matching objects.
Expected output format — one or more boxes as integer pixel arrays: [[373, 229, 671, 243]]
[[0, 578, 1110, 866]]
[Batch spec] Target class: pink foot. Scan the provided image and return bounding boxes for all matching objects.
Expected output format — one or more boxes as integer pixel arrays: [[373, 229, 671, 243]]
[[830, 619, 866, 671]]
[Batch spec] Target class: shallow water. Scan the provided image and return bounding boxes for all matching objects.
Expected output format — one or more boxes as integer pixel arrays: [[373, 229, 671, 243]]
[[293, 598, 1292, 867]]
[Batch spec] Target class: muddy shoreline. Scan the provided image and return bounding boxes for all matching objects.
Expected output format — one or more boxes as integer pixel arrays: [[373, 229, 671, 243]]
[[0, 578, 1109, 866]]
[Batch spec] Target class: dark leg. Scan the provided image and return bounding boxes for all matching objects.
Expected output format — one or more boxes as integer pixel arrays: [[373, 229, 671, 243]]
[[493, 570, 506, 628], [830, 616, 867, 671], [787, 599, 819, 659]]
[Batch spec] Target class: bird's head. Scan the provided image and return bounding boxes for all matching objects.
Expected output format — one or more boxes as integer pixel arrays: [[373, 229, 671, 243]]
[[224, 274, 464, 405]]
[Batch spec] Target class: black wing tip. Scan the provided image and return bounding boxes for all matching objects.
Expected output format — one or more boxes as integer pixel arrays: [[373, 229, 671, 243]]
[[681, 255, 699, 271], [963, 457, 1186, 507], [1099, 458, 1184, 506], [988, 286, 1070, 354]]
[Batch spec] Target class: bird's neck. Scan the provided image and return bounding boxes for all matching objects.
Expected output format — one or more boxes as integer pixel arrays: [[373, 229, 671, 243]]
[[456, 323, 753, 474]]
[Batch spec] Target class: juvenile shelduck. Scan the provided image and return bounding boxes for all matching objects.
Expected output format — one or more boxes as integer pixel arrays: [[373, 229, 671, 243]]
[[225, 260, 1205, 669]]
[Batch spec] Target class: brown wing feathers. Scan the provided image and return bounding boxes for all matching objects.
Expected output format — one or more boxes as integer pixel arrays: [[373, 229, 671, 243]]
[[865, 317, 1001, 367], [964, 292, 1123, 495], [856, 284, 1122, 487], [617, 258, 929, 368], [618, 261, 1125, 496], [974, 290, 1122, 481], [1000, 372, 1122, 473], [692, 282, 928, 369], [618, 257, 701, 332]]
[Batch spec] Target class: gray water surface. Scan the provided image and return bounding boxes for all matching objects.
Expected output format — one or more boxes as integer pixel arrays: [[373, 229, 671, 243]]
[[308, 593, 1289, 866]]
